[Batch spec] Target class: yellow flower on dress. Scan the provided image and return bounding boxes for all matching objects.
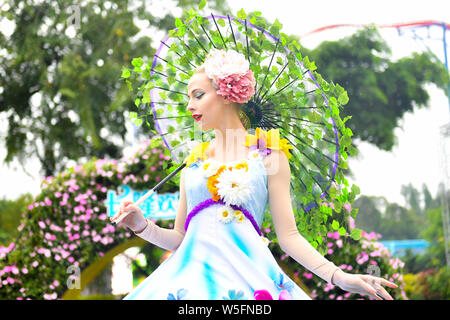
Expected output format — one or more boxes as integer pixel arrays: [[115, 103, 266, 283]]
[[235, 212, 245, 223], [183, 141, 211, 167], [217, 206, 234, 223], [244, 127, 294, 160]]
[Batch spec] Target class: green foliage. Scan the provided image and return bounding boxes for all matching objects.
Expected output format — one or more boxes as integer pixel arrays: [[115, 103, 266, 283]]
[[0, 193, 34, 246], [262, 207, 408, 300], [0, 137, 178, 299], [404, 267, 450, 300], [301, 26, 450, 151], [124, 3, 361, 253], [0, 0, 230, 177]]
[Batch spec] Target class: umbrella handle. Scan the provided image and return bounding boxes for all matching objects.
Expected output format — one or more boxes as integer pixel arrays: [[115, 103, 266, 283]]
[[111, 162, 187, 225]]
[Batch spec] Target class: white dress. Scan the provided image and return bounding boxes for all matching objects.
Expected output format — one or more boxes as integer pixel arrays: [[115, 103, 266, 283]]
[[123, 147, 312, 300]]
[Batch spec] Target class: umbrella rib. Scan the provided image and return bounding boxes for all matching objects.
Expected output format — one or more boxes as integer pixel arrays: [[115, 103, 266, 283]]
[[263, 110, 326, 127], [255, 38, 280, 101], [211, 13, 227, 49], [184, 23, 209, 56], [263, 114, 335, 163], [253, 28, 268, 97], [160, 40, 198, 69], [227, 14, 238, 50], [282, 134, 331, 196], [289, 180, 321, 212], [262, 118, 335, 179], [154, 54, 190, 75], [286, 131, 339, 166], [199, 21, 217, 49], [263, 112, 338, 146], [176, 36, 205, 63], [153, 70, 188, 86], [160, 125, 194, 137], [257, 61, 289, 104], [154, 86, 188, 96], [260, 70, 309, 105], [244, 19, 250, 62], [262, 104, 318, 111], [154, 115, 192, 120], [150, 101, 187, 106]]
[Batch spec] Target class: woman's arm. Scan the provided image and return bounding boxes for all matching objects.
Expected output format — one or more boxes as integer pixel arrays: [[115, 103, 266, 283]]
[[133, 167, 187, 251], [265, 150, 399, 299], [265, 149, 344, 285]]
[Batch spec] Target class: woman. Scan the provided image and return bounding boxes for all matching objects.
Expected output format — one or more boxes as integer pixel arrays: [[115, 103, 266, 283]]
[[113, 48, 398, 300]]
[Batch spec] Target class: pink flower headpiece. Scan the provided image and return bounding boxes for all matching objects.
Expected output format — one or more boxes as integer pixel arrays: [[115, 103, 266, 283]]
[[202, 48, 256, 104]]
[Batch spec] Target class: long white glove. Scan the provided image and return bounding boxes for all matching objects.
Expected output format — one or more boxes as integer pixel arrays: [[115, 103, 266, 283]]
[[267, 150, 344, 285], [133, 168, 187, 251]]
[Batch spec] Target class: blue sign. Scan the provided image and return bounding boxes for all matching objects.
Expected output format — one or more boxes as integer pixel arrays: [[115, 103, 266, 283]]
[[105, 185, 178, 220], [380, 239, 431, 257]]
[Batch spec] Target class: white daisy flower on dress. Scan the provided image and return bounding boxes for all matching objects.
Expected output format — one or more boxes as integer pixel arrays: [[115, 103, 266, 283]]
[[201, 159, 222, 177], [261, 236, 270, 246], [217, 205, 234, 224], [248, 149, 262, 161], [215, 168, 253, 206]]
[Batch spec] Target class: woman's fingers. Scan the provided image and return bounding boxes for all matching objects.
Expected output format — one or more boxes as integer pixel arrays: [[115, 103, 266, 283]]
[[380, 278, 398, 289], [376, 285, 393, 300], [359, 279, 381, 300]]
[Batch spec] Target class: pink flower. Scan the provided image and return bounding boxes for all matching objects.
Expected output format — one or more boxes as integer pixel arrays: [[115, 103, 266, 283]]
[[44, 197, 52, 206], [216, 70, 256, 103], [38, 221, 46, 229], [43, 293, 57, 300], [356, 251, 369, 265], [343, 202, 352, 213], [253, 289, 291, 300]]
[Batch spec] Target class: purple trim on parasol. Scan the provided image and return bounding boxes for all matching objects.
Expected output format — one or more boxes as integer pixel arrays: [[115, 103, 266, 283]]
[[185, 198, 263, 236], [150, 14, 340, 212]]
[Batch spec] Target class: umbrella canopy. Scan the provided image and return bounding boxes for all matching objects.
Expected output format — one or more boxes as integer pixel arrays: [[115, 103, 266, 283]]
[[125, 7, 360, 253]]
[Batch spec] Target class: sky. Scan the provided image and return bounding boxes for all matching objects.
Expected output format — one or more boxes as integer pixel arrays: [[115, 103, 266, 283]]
[[1, 0, 450, 208]]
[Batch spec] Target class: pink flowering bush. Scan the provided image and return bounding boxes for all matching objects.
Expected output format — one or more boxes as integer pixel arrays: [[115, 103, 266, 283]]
[[262, 208, 408, 300], [0, 136, 176, 300]]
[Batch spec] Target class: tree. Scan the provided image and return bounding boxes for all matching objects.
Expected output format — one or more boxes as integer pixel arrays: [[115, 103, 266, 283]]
[[353, 195, 384, 233], [0, 193, 33, 245], [0, 0, 230, 177], [300, 25, 450, 151]]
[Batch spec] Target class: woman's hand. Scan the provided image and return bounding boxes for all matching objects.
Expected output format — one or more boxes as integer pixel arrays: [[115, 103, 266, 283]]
[[112, 201, 148, 233], [333, 269, 399, 300]]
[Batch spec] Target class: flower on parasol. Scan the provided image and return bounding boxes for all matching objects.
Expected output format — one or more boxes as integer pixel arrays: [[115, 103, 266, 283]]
[[244, 127, 294, 160]]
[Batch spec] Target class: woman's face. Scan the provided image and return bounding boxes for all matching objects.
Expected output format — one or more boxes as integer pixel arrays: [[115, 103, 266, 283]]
[[186, 71, 232, 131]]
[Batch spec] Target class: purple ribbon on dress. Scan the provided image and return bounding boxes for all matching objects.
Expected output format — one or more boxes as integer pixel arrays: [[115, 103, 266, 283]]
[[185, 198, 263, 236]]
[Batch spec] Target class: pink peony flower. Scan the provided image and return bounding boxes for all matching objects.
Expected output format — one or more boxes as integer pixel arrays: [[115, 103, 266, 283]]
[[216, 69, 256, 103]]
